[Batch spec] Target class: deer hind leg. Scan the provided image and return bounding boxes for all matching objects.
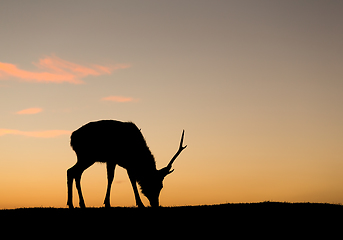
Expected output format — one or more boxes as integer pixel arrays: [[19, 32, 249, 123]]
[[67, 160, 94, 208], [104, 162, 116, 208], [67, 165, 75, 208]]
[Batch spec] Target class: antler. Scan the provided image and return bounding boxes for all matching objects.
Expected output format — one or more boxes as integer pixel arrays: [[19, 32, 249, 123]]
[[167, 130, 187, 170], [159, 130, 187, 178]]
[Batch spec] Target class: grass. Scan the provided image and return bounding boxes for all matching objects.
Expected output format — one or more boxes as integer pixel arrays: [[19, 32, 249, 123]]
[[1, 202, 342, 236]]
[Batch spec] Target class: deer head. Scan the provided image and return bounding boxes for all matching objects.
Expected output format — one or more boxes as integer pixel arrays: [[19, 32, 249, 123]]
[[141, 130, 187, 207]]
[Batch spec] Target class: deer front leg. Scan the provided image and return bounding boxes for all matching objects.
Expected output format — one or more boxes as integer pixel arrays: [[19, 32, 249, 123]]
[[127, 171, 145, 208], [104, 162, 116, 208]]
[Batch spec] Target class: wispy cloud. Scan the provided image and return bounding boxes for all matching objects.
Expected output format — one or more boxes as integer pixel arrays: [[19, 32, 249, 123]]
[[101, 96, 138, 102], [0, 55, 130, 84], [0, 129, 71, 138], [16, 107, 43, 115]]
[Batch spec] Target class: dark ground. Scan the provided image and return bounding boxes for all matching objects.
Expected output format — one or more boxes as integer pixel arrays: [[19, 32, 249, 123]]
[[1, 202, 342, 237]]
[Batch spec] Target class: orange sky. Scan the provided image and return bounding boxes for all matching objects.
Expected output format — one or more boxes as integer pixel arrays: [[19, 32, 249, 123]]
[[1, 0, 343, 209], [0, 54, 129, 84]]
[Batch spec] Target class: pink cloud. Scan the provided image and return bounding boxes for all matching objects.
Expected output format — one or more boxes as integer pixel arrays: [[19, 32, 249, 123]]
[[0, 129, 71, 138], [16, 107, 43, 115], [101, 96, 138, 102], [0, 55, 130, 84]]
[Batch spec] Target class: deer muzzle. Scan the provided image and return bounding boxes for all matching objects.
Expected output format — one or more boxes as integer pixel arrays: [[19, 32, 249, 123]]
[[149, 198, 159, 208]]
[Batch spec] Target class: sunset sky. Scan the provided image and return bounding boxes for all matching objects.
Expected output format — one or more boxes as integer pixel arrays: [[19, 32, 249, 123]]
[[1, 0, 343, 209]]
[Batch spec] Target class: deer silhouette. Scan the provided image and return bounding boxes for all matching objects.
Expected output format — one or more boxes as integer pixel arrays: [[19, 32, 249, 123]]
[[67, 120, 187, 208]]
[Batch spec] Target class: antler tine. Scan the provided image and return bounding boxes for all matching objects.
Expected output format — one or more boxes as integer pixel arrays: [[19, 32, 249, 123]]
[[167, 130, 187, 169]]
